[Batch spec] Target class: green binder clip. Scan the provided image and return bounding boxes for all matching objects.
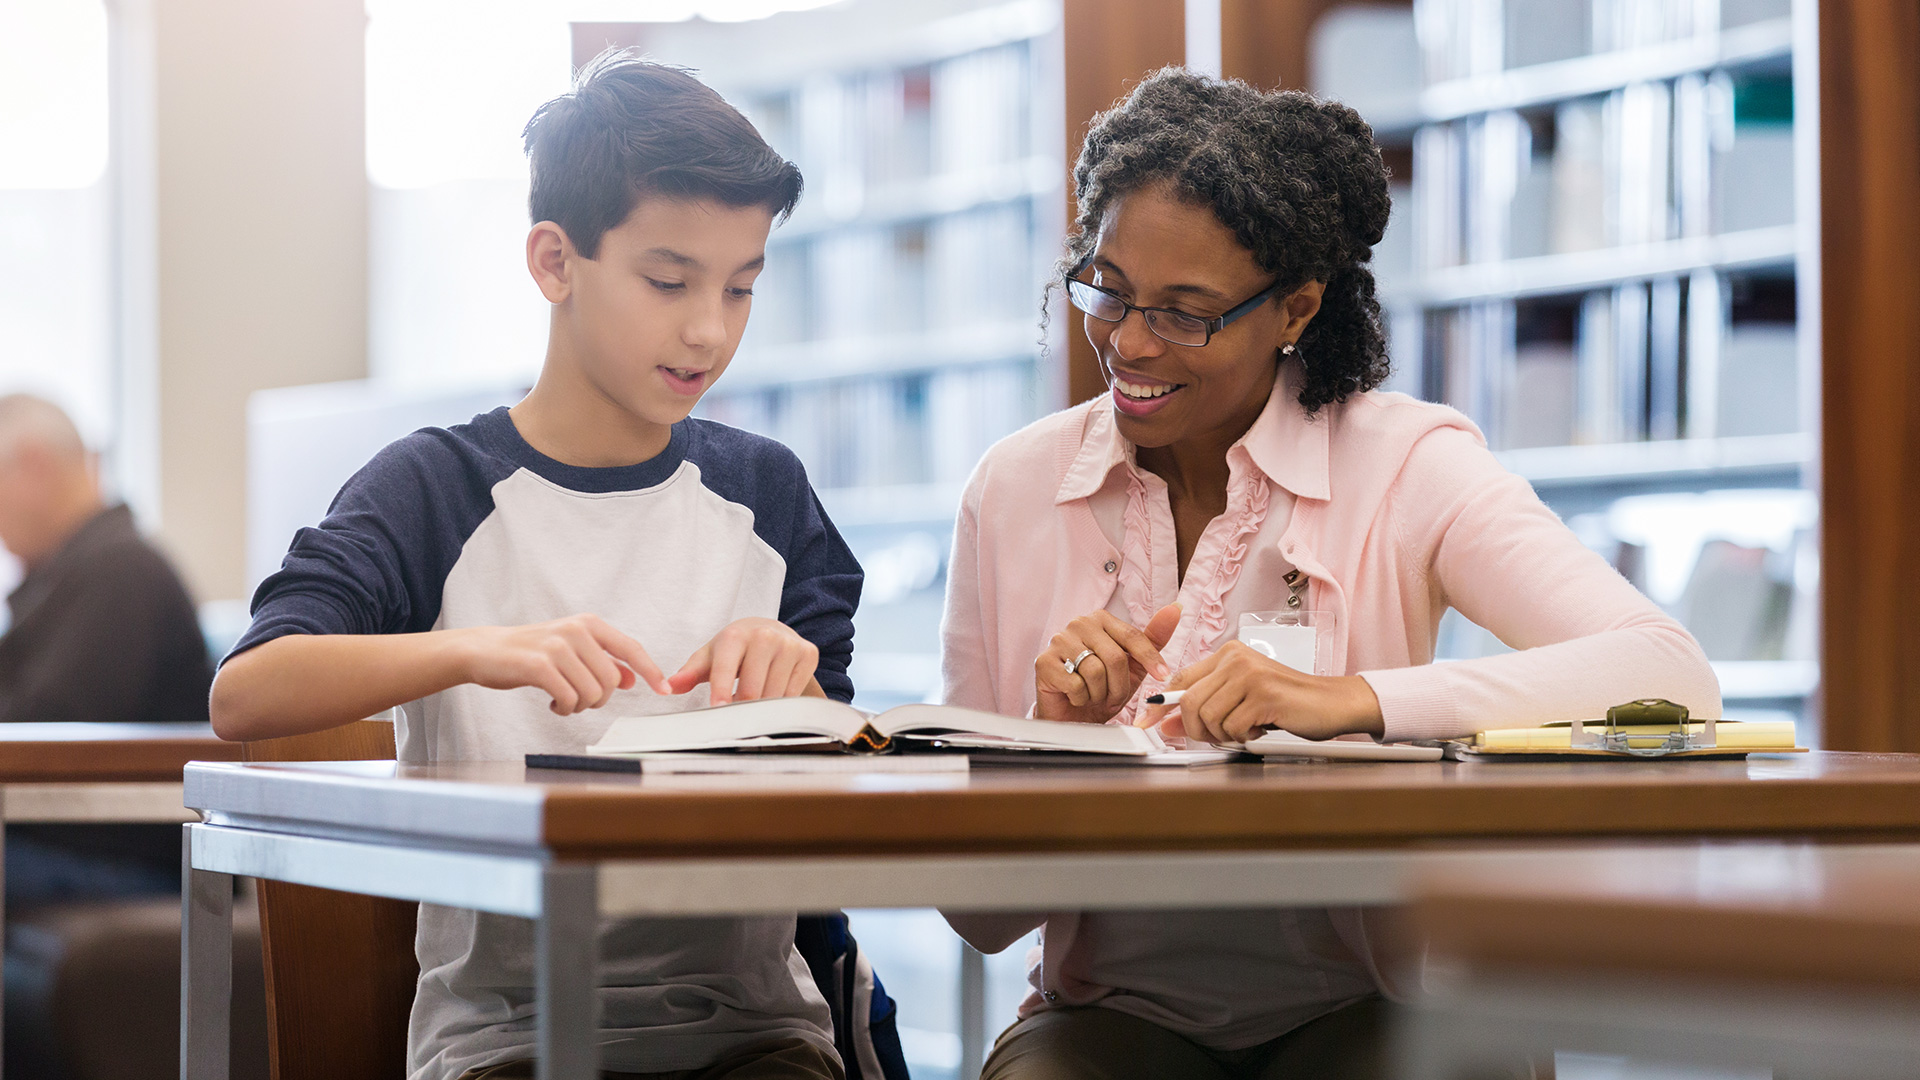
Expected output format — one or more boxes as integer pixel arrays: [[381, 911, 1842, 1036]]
[[1570, 698, 1715, 755]]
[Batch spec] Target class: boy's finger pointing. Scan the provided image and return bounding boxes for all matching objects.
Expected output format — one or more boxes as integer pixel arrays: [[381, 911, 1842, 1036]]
[[597, 623, 670, 693], [666, 644, 712, 696], [707, 634, 747, 707]]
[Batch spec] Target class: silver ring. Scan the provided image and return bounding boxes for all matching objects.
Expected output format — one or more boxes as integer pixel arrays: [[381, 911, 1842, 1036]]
[[1063, 649, 1095, 676]]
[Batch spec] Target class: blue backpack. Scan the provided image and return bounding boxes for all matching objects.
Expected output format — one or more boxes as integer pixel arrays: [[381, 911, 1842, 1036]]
[[794, 914, 911, 1080]]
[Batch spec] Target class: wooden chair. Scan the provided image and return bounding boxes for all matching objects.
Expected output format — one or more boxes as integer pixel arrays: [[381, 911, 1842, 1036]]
[[243, 721, 418, 1080]]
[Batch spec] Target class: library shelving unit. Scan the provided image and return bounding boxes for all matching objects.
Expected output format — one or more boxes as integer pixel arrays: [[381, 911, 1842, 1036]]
[[637, 0, 1068, 713], [1370, 0, 1819, 724]]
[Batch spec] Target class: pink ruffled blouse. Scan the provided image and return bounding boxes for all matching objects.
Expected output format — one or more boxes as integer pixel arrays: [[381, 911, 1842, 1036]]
[[939, 364, 1721, 1049]]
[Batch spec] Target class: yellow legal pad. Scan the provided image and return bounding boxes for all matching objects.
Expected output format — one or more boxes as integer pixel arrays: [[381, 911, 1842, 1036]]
[[1464, 720, 1804, 758]]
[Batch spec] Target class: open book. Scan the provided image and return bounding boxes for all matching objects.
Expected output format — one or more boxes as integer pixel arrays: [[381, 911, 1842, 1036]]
[[573, 697, 1166, 758]]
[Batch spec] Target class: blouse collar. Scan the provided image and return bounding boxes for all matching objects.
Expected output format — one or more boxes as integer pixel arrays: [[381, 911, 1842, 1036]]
[[1055, 360, 1331, 505]]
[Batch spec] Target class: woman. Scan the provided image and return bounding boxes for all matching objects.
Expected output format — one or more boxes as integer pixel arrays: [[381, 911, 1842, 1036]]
[[940, 70, 1720, 1079]]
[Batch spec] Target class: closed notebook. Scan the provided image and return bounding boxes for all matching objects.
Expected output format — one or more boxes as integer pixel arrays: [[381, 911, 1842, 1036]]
[[1473, 719, 1798, 751], [578, 697, 1164, 757]]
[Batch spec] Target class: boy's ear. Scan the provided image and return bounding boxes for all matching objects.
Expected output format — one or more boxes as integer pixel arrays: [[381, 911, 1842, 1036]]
[[527, 221, 576, 304]]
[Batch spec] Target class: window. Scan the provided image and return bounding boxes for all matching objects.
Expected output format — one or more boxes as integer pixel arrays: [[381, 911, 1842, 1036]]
[[0, 0, 115, 445]]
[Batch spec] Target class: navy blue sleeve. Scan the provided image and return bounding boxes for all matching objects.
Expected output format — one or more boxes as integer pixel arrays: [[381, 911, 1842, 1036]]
[[685, 421, 863, 703], [780, 481, 863, 704], [228, 428, 508, 662]]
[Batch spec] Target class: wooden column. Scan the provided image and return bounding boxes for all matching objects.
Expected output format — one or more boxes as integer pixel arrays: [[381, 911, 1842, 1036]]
[[1819, 0, 1920, 750], [1061, 0, 1186, 407], [1219, 0, 1345, 91]]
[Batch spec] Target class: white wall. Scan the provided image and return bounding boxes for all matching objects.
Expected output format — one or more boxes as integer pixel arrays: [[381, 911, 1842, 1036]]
[[153, 0, 369, 602]]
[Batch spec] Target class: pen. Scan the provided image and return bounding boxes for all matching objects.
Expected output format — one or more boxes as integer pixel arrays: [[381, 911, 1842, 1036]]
[[1144, 690, 1184, 705]]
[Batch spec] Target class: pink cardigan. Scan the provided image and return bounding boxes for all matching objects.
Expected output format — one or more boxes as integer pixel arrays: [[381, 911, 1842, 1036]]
[[940, 383, 1721, 742], [938, 380, 1722, 1041]]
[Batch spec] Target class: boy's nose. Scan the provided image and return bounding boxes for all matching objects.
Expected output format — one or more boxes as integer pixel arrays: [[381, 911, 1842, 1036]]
[[683, 297, 728, 348]]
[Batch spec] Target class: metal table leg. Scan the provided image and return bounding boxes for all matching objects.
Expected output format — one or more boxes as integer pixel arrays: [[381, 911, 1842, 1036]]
[[536, 863, 600, 1080], [180, 823, 233, 1080]]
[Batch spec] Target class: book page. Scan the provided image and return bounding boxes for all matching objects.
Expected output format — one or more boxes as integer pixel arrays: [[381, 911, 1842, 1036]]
[[587, 697, 872, 755], [873, 704, 1163, 756]]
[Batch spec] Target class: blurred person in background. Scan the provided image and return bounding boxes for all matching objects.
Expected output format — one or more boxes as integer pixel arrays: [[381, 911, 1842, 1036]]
[[0, 393, 215, 1074], [0, 392, 211, 727]]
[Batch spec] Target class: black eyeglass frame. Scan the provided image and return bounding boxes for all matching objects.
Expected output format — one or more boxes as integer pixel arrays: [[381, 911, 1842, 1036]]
[[1064, 275, 1287, 347]]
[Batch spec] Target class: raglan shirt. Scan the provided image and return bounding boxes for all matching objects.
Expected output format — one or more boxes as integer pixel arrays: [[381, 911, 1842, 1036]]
[[231, 407, 861, 1080]]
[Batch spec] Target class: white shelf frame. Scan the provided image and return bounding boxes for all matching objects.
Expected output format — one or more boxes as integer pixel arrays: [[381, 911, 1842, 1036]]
[[1494, 433, 1811, 488], [1368, 17, 1794, 137], [709, 0, 1058, 96], [770, 156, 1059, 244], [720, 320, 1040, 391], [1389, 225, 1797, 308]]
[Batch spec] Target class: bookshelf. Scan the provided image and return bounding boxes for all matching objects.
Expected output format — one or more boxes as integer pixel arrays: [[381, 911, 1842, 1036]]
[[612, 0, 1064, 736], [1361, 0, 1818, 721], [677, 5, 1061, 511]]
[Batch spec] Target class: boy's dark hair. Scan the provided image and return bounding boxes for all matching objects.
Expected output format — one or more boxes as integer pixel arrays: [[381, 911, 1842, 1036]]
[[523, 50, 803, 259], [1061, 68, 1393, 413]]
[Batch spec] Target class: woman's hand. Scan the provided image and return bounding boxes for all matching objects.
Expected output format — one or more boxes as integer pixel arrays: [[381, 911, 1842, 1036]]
[[1139, 640, 1385, 744], [668, 617, 824, 705], [1035, 604, 1181, 723]]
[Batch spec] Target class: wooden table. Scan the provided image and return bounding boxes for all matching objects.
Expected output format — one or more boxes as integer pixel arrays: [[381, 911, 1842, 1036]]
[[1397, 845, 1920, 1079], [0, 722, 240, 824], [179, 751, 1920, 1080], [0, 723, 241, 1076]]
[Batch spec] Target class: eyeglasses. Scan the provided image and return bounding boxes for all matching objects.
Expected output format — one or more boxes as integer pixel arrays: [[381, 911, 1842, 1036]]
[[1064, 275, 1284, 347]]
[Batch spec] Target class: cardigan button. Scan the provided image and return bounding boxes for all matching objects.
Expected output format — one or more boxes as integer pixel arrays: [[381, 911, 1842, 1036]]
[[1287, 595, 1302, 609], [1284, 569, 1300, 585], [1103, 560, 1117, 574]]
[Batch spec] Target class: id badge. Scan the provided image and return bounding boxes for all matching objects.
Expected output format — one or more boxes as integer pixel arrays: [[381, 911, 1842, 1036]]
[[1237, 610, 1328, 675]]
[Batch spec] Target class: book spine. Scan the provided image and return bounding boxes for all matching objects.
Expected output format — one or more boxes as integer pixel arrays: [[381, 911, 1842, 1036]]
[[1576, 289, 1619, 444], [1647, 276, 1684, 440], [1684, 268, 1724, 438]]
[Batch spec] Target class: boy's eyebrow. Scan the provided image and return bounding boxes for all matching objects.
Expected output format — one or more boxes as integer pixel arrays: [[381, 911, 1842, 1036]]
[[643, 247, 702, 268], [641, 249, 766, 275]]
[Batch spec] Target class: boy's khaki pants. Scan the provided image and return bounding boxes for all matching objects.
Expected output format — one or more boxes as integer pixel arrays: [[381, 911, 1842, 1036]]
[[457, 1036, 843, 1080], [980, 997, 1392, 1080]]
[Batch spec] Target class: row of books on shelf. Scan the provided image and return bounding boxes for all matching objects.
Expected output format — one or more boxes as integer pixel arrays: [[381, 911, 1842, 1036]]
[[1425, 271, 1797, 450], [749, 202, 1040, 346], [1417, 0, 1790, 82], [699, 361, 1039, 492], [1412, 73, 1793, 268], [745, 41, 1034, 216]]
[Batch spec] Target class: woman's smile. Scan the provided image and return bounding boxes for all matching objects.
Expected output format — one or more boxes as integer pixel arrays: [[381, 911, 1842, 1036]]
[[1111, 371, 1188, 416]]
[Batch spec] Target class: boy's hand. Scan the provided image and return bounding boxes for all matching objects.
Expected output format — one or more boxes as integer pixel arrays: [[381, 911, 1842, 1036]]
[[459, 615, 670, 715], [668, 617, 821, 705]]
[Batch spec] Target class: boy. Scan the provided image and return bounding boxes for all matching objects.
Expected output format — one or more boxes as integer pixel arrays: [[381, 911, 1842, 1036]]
[[212, 55, 861, 1080]]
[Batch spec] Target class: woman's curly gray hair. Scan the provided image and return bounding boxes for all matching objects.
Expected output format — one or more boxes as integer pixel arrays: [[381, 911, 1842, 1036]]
[[1062, 68, 1394, 413]]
